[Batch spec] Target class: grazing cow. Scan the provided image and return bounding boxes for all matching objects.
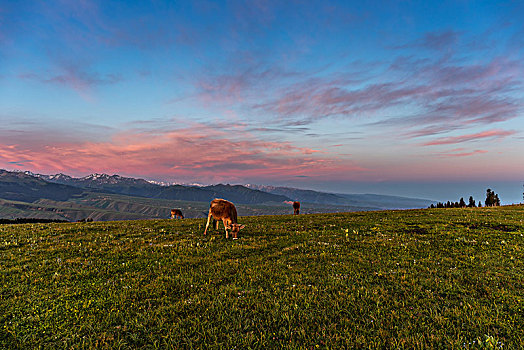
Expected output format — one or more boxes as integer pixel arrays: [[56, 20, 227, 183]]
[[170, 209, 184, 219], [293, 201, 300, 215], [204, 199, 245, 239]]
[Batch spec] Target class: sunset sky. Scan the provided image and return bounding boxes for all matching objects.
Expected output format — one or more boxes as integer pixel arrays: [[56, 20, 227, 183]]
[[1, 1, 523, 203]]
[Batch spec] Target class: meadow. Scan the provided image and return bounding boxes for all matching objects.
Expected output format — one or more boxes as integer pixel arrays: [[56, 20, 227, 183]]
[[1, 206, 523, 349]]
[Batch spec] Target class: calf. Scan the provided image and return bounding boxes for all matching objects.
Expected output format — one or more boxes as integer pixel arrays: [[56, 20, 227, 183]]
[[293, 201, 300, 215], [170, 209, 184, 219], [204, 199, 245, 239]]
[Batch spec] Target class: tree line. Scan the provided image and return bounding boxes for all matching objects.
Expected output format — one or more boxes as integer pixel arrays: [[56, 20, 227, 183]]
[[430, 188, 500, 209]]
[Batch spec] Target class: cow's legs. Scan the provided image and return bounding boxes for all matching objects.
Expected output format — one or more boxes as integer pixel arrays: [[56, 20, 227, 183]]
[[223, 219, 229, 239], [204, 211, 212, 235]]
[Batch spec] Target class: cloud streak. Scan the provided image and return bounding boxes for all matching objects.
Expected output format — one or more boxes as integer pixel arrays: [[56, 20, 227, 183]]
[[19, 64, 122, 97], [393, 30, 461, 51], [422, 129, 516, 146], [433, 148, 489, 158]]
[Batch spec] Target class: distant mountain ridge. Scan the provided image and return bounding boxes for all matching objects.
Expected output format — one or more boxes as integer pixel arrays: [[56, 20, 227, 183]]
[[245, 184, 433, 210], [0, 170, 84, 202], [17, 170, 289, 204]]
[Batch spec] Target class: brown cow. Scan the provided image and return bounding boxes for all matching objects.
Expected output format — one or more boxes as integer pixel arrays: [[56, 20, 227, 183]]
[[170, 209, 184, 219], [293, 201, 300, 215], [204, 199, 245, 239]]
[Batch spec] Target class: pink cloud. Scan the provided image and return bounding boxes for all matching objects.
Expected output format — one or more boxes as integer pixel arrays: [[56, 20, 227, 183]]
[[0, 124, 367, 183], [434, 148, 489, 157], [422, 129, 516, 146]]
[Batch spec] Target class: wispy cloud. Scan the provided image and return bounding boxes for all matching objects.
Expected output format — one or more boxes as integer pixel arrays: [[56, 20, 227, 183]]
[[194, 64, 304, 107], [422, 130, 516, 146], [7, 160, 33, 167], [393, 30, 460, 51], [19, 64, 122, 97], [254, 80, 428, 123], [433, 148, 489, 158]]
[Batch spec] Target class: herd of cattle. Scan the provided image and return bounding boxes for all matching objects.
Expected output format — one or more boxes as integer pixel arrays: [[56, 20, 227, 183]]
[[170, 199, 301, 240]]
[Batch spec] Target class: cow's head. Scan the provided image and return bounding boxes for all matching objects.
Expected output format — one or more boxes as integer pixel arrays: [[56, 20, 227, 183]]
[[226, 223, 245, 238]]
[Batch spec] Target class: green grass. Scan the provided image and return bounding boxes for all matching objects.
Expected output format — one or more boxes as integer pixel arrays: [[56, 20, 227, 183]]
[[1, 206, 523, 349]]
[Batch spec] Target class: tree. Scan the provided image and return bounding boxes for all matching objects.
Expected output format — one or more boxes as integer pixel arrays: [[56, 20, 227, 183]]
[[459, 197, 466, 208], [478, 201, 482, 207], [485, 188, 500, 207], [485, 189, 494, 206], [468, 196, 476, 207]]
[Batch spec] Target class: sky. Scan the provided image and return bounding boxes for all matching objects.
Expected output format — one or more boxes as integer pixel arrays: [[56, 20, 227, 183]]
[[1, 0, 523, 203]]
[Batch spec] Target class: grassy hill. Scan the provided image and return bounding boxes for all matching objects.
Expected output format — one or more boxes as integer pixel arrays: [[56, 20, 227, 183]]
[[0, 191, 378, 222], [1, 206, 523, 348]]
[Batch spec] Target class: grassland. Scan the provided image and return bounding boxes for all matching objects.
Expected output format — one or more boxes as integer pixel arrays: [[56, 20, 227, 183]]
[[1, 206, 523, 349]]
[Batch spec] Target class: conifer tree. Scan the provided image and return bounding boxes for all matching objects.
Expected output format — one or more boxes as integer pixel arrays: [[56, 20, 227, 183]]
[[485, 188, 500, 207], [485, 189, 494, 206]]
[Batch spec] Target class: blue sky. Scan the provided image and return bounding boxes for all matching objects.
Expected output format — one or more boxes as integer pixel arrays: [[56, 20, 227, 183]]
[[1, 0, 523, 203]]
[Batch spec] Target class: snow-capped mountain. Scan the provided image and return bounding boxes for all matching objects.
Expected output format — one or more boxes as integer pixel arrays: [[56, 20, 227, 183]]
[[8, 170, 290, 204], [26, 172, 74, 183], [34, 172, 152, 187]]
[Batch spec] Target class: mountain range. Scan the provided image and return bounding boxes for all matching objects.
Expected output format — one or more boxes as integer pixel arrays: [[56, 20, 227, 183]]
[[22, 171, 289, 204], [0, 169, 434, 221]]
